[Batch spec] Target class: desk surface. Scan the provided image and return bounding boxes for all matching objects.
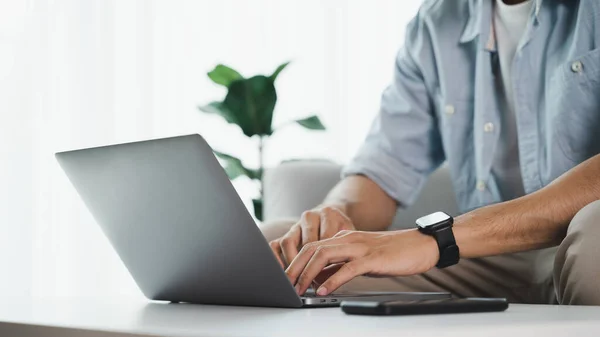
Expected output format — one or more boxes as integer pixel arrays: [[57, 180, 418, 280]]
[[1, 297, 600, 337]]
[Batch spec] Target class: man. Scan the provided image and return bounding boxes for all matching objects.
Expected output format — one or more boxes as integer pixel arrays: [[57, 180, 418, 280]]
[[264, 0, 600, 305]]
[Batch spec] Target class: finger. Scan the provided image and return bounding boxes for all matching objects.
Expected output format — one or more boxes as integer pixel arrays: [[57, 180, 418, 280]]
[[269, 240, 284, 269], [319, 210, 337, 240], [285, 237, 340, 285], [285, 234, 357, 284], [319, 207, 351, 240], [294, 244, 368, 295], [300, 211, 320, 246], [313, 263, 344, 287], [280, 224, 302, 266], [316, 260, 368, 296]]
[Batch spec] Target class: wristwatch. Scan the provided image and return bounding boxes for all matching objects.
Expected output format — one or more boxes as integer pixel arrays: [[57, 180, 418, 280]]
[[415, 212, 460, 268]]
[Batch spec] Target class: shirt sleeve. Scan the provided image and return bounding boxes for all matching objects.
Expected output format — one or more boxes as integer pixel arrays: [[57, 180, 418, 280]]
[[342, 14, 445, 208]]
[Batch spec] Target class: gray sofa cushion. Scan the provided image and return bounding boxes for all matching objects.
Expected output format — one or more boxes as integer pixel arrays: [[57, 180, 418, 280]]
[[263, 161, 459, 230]]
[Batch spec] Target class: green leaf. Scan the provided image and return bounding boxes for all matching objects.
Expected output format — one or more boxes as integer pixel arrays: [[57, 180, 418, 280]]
[[223, 163, 247, 180], [213, 151, 260, 181], [270, 61, 290, 82], [295, 115, 326, 130], [212, 150, 239, 161], [198, 101, 241, 127], [252, 198, 263, 221], [246, 168, 262, 180], [222, 76, 277, 137], [213, 151, 245, 180], [207, 64, 243, 87]]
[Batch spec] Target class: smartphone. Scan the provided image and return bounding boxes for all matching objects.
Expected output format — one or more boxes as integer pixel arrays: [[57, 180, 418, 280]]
[[341, 297, 508, 316]]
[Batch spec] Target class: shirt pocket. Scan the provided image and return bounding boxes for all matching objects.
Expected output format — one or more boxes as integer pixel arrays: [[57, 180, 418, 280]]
[[438, 98, 475, 155], [549, 48, 600, 163]]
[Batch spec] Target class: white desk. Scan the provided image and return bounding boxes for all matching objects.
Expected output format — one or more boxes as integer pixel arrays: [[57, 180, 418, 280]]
[[1, 297, 600, 337]]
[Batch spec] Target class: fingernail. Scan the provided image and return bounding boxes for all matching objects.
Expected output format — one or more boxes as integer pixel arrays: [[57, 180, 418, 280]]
[[316, 287, 328, 296], [294, 285, 301, 294]]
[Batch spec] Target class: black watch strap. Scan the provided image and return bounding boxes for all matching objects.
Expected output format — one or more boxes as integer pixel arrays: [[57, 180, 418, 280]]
[[432, 226, 460, 268]]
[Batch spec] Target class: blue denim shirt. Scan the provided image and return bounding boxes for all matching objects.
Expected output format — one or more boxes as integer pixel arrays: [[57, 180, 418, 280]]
[[343, 0, 600, 214]]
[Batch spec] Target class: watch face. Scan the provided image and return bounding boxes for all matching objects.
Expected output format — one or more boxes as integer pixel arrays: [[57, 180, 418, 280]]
[[416, 212, 452, 230]]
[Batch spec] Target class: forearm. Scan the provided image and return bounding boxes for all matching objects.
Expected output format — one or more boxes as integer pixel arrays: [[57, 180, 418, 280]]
[[455, 154, 600, 258], [322, 175, 398, 232]]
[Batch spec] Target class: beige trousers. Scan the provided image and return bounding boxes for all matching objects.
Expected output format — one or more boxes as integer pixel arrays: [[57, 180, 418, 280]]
[[261, 200, 600, 305]]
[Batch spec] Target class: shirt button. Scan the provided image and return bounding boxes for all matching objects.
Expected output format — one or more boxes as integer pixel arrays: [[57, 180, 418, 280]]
[[571, 61, 583, 73], [476, 180, 486, 191], [483, 122, 494, 133], [444, 105, 455, 115]]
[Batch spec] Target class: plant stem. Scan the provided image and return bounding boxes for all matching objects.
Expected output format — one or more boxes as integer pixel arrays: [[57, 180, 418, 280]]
[[258, 136, 265, 200]]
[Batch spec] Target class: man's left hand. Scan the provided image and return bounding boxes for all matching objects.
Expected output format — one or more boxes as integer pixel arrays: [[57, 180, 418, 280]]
[[285, 229, 440, 296]]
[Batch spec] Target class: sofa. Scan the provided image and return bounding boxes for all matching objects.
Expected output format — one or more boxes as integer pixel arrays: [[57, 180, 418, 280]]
[[262, 161, 460, 230]]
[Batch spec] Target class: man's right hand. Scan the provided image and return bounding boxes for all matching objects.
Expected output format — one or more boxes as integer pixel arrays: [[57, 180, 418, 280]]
[[268, 205, 356, 268]]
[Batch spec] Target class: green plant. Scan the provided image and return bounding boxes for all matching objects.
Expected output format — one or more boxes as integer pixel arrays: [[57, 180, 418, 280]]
[[199, 62, 326, 221]]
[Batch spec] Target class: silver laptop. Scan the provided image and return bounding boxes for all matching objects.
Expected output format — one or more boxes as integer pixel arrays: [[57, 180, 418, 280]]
[[55, 134, 450, 308]]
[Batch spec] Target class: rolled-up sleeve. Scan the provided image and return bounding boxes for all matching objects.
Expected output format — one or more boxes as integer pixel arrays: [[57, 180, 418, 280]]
[[342, 14, 445, 207]]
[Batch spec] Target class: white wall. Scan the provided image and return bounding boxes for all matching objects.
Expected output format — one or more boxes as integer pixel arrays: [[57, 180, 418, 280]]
[[0, 0, 422, 297]]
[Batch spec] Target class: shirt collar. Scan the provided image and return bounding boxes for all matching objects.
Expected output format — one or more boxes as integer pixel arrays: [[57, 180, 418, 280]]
[[459, 0, 543, 44]]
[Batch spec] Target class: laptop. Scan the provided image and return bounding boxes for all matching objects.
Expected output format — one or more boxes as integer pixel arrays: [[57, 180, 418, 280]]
[[55, 134, 450, 308]]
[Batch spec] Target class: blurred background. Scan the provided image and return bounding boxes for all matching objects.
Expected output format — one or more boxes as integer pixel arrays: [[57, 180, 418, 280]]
[[0, 0, 422, 298]]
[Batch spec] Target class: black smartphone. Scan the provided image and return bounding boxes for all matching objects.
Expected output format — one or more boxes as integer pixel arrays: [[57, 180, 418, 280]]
[[341, 297, 508, 316]]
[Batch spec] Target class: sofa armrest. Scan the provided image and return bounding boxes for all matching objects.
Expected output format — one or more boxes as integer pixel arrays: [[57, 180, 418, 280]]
[[263, 161, 459, 230], [263, 161, 341, 221]]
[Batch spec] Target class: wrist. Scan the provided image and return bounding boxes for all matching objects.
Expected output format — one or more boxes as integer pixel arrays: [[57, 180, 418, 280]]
[[418, 230, 440, 268], [394, 229, 440, 272]]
